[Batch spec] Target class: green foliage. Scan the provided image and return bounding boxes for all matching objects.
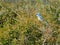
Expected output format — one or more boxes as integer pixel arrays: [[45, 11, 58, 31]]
[[0, 0, 60, 45]]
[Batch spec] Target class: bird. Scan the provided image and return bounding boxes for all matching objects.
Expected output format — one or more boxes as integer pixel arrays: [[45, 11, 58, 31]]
[[36, 12, 48, 26], [36, 12, 43, 22]]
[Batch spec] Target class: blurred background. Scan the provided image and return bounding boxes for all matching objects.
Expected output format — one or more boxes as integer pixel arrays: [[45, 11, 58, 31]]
[[0, 0, 60, 45]]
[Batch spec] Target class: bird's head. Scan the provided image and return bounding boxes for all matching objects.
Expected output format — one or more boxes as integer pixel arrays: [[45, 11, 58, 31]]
[[36, 13, 40, 17]]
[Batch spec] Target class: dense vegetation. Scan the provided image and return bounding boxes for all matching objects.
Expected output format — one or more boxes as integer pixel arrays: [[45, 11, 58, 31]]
[[0, 0, 60, 45]]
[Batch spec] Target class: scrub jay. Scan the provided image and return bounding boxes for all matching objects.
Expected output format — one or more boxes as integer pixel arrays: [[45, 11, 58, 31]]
[[36, 12, 43, 22], [36, 12, 48, 26]]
